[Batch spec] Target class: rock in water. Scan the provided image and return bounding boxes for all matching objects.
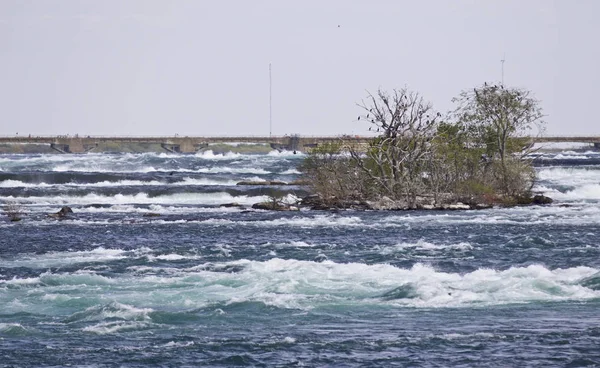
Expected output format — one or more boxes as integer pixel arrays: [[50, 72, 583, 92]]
[[252, 202, 293, 211], [220, 203, 243, 208], [532, 195, 553, 205], [313, 254, 328, 263], [236, 180, 287, 186], [49, 206, 73, 218]]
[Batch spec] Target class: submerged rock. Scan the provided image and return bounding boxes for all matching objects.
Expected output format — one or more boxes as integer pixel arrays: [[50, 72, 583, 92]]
[[313, 254, 328, 263], [236, 180, 287, 186], [48, 206, 73, 219], [532, 194, 553, 205], [251, 202, 298, 211], [220, 203, 244, 208], [299, 195, 367, 211], [142, 212, 161, 217]]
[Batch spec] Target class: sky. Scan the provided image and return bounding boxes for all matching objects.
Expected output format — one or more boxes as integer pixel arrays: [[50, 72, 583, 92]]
[[0, 0, 599, 137]]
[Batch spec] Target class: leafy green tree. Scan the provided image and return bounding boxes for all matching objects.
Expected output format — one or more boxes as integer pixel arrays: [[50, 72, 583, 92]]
[[452, 83, 544, 196]]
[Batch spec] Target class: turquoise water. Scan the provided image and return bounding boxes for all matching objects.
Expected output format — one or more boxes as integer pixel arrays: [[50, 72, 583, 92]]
[[1, 150, 600, 366]]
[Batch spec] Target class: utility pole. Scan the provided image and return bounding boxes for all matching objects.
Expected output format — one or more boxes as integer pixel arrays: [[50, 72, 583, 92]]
[[501, 54, 505, 86], [269, 63, 272, 137]]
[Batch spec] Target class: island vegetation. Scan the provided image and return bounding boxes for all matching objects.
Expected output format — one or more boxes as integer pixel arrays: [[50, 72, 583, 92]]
[[299, 83, 551, 210]]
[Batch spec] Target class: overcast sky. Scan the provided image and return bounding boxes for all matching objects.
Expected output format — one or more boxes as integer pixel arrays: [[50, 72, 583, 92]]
[[1, 1, 598, 137]]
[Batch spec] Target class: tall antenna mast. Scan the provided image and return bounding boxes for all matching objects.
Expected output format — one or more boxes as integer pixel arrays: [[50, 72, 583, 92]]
[[501, 54, 505, 86], [269, 63, 272, 137]]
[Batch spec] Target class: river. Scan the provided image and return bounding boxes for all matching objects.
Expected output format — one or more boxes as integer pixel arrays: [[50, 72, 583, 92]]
[[1, 149, 600, 366]]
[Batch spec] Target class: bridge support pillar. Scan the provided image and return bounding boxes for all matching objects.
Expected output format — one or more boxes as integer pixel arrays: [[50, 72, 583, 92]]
[[161, 143, 180, 153], [50, 143, 69, 154], [178, 139, 196, 153], [287, 135, 300, 152], [68, 139, 85, 153], [161, 139, 200, 153]]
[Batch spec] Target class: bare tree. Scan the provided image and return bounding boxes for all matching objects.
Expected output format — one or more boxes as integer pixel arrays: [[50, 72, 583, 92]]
[[351, 88, 441, 206], [300, 142, 364, 204]]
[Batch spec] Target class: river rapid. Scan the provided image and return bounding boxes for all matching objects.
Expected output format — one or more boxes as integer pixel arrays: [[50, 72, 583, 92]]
[[1, 149, 600, 367]]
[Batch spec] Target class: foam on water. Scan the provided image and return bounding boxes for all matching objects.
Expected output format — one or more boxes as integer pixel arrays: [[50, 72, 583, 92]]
[[0, 323, 31, 336], [552, 153, 590, 160], [0, 178, 238, 188], [0, 152, 277, 175], [281, 168, 301, 175], [47, 165, 271, 174], [195, 150, 243, 160], [379, 240, 473, 254], [0, 180, 52, 188], [267, 150, 305, 157], [194, 167, 270, 174], [538, 184, 600, 201], [2, 258, 599, 313], [0, 247, 132, 269], [0, 192, 269, 206], [537, 167, 600, 186], [81, 321, 153, 335], [76, 204, 243, 214]]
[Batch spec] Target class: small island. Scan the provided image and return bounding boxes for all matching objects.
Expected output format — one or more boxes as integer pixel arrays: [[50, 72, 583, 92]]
[[296, 83, 551, 210]]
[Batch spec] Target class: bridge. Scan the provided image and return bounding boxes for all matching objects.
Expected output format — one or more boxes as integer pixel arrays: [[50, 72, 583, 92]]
[[0, 135, 372, 153], [0, 135, 598, 153]]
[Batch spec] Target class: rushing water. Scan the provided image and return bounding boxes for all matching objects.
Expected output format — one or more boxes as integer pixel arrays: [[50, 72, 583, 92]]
[[1, 149, 600, 367]]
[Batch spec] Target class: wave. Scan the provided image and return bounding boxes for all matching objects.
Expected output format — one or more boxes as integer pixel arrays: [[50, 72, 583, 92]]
[[81, 320, 154, 335], [195, 150, 243, 160], [267, 150, 305, 157], [2, 260, 599, 312], [49, 165, 271, 174], [194, 167, 270, 174], [66, 302, 153, 323], [379, 240, 473, 254], [0, 323, 32, 336], [184, 260, 600, 308], [0, 177, 238, 188], [0, 192, 269, 206], [537, 184, 600, 201], [0, 180, 52, 188], [0, 247, 131, 269], [537, 167, 600, 186], [0, 152, 279, 175]]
